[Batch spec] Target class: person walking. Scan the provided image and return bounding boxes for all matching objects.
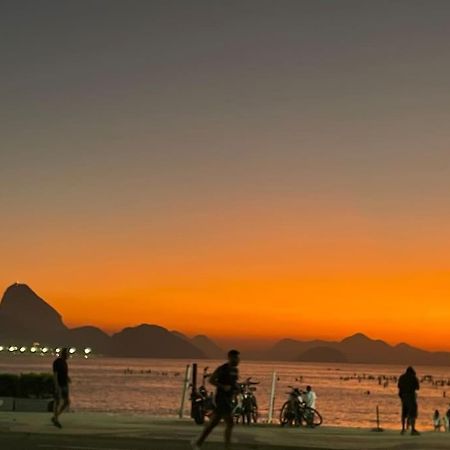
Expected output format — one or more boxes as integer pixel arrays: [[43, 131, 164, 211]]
[[398, 366, 420, 435], [51, 347, 71, 428], [191, 350, 240, 449]]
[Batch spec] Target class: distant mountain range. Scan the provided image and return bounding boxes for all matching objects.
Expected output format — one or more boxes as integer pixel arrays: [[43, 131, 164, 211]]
[[1, 283, 450, 366], [0, 284, 217, 359], [267, 333, 450, 366]]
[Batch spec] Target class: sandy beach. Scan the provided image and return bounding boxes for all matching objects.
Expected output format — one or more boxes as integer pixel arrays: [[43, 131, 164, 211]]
[[1, 412, 449, 450]]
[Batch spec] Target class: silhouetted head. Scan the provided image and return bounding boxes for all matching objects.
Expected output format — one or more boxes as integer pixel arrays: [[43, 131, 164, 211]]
[[406, 366, 416, 376], [227, 349, 240, 367], [60, 347, 69, 360], [306, 385, 312, 392]]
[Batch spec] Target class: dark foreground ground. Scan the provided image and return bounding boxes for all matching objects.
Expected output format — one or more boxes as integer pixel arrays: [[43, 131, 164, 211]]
[[1, 412, 449, 450], [0, 433, 320, 450]]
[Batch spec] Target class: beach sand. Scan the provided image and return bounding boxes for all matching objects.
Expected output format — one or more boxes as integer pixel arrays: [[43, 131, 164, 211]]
[[1, 412, 449, 449]]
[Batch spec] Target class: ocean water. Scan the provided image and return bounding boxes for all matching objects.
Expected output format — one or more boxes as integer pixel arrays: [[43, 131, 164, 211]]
[[1, 355, 449, 430]]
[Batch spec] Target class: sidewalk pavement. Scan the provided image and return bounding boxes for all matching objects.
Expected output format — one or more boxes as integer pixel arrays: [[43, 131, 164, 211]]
[[1, 412, 449, 449]]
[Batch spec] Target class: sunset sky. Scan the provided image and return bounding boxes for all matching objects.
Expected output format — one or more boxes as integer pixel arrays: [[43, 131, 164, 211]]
[[1, 1, 450, 351]]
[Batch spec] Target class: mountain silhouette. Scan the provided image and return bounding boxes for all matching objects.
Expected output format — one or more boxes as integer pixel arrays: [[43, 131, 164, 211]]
[[0, 283, 67, 343], [66, 326, 112, 354], [268, 333, 450, 365], [170, 331, 225, 358], [0, 284, 213, 358], [111, 324, 205, 358], [2, 283, 450, 365], [191, 335, 224, 359]]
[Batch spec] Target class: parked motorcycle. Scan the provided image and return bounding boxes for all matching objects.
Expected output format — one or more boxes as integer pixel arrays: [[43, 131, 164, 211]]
[[191, 366, 215, 424]]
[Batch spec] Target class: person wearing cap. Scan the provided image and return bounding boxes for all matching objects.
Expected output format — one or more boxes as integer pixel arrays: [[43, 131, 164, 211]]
[[192, 349, 240, 449]]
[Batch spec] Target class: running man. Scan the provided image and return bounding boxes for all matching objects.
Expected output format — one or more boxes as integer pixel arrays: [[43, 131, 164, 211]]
[[51, 347, 71, 428], [192, 350, 240, 449]]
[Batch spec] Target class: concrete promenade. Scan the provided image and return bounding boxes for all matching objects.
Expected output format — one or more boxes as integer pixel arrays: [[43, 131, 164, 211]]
[[1, 412, 449, 449]]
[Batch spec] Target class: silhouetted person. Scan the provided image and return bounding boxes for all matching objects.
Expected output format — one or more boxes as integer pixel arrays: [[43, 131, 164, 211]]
[[433, 410, 441, 431], [303, 385, 316, 409], [445, 406, 450, 432], [191, 350, 240, 450], [398, 366, 420, 435], [52, 348, 71, 428]]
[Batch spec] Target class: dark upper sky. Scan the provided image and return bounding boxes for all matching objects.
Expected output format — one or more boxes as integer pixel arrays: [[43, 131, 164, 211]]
[[1, 1, 450, 346]]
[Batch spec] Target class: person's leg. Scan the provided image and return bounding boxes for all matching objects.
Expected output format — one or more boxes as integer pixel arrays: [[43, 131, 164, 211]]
[[400, 401, 407, 433], [57, 388, 70, 416], [58, 397, 70, 415], [53, 398, 59, 419], [410, 401, 420, 434], [410, 413, 420, 434], [224, 414, 234, 449], [196, 412, 222, 447], [52, 393, 63, 428], [401, 414, 406, 433]]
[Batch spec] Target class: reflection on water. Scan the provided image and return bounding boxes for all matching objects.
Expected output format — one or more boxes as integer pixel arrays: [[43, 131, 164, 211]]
[[1, 356, 449, 430]]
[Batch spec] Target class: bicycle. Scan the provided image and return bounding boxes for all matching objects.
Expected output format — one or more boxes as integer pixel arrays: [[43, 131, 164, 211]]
[[279, 386, 322, 427]]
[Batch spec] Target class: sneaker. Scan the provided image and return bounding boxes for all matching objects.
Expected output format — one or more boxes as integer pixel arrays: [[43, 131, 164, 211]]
[[190, 439, 201, 449], [411, 429, 421, 436], [51, 417, 62, 429]]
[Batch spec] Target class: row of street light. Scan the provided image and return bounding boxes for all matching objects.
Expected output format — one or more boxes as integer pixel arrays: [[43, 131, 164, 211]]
[[0, 345, 92, 356]]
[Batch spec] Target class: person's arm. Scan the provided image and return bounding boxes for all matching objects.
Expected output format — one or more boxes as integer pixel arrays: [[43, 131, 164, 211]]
[[53, 362, 61, 394], [209, 367, 231, 392]]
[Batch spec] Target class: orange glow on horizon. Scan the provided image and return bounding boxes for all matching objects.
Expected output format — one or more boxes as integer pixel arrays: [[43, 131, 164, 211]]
[[2, 196, 450, 352]]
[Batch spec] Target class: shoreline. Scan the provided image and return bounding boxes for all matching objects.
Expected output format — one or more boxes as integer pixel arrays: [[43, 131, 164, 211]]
[[1, 412, 450, 449]]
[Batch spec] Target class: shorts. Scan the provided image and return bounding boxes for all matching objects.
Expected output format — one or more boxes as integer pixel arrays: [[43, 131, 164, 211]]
[[401, 395, 418, 419], [55, 385, 70, 401], [214, 396, 233, 418]]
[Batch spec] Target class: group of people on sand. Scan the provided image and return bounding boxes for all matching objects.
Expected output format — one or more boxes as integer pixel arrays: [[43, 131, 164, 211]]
[[50, 349, 448, 447]]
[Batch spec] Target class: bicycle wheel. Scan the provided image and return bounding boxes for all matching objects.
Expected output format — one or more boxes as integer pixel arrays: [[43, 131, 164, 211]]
[[192, 403, 205, 425], [280, 401, 295, 426], [303, 407, 322, 427], [252, 406, 258, 424]]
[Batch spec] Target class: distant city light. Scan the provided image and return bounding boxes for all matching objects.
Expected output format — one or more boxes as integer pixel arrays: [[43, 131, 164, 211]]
[[42, 347, 49, 353], [69, 347, 76, 354], [30, 346, 37, 353], [8, 346, 17, 352], [20, 346, 26, 353], [84, 347, 92, 355], [0, 346, 4, 351], [55, 348, 61, 353]]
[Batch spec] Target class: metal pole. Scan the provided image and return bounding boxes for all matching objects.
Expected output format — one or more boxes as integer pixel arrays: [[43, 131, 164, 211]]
[[190, 363, 198, 418], [179, 364, 191, 419], [268, 371, 277, 423]]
